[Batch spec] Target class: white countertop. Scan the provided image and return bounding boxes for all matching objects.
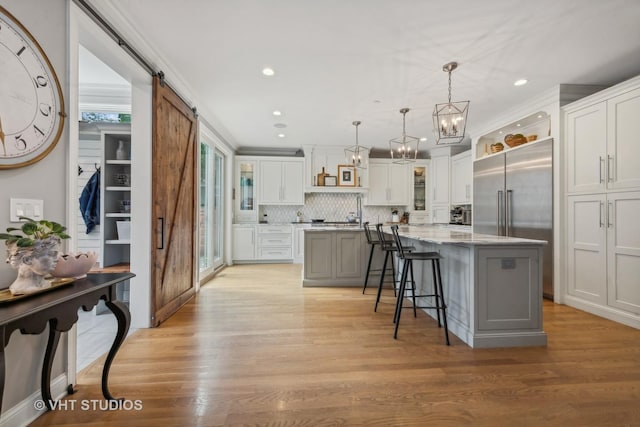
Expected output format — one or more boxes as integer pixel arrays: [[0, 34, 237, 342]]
[[389, 224, 547, 246]]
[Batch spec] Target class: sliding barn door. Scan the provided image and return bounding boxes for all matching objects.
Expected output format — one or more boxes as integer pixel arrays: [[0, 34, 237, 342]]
[[151, 75, 198, 326]]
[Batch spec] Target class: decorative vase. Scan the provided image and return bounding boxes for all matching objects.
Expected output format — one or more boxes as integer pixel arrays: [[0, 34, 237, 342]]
[[6, 237, 61, 296], [116, 140, 127, 160]]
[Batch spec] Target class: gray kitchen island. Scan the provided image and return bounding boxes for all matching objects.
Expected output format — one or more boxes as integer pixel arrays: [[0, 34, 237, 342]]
[[303, 225, 548, 348]]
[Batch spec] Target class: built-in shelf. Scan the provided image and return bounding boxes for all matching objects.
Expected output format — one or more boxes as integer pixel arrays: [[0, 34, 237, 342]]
[[474, 135, 553, 161], [305, 186, 368, 194], [106, 186, 131, 191], [106, 239, 131, 244], [105, 213, 131, 218], [105, 160, 131, 165]]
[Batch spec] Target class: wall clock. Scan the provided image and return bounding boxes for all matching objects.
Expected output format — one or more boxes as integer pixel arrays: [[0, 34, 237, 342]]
[[0, 6, 65, 169]]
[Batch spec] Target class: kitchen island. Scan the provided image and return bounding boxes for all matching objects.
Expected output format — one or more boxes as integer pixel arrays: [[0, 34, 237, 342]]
[[303, 225, 547, 348]]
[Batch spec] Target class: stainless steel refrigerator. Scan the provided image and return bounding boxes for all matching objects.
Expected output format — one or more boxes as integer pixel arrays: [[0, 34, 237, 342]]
[[473, 138, 553, 299]]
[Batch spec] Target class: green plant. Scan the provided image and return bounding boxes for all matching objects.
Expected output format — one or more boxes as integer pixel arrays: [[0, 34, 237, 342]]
[[0, 217, 70, 247]]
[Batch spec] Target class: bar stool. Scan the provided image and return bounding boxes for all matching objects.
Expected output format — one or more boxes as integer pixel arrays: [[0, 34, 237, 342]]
[[372, 223, 396, 311], [362, 222, 383, 294], [390, 225, 450, 345], [373, 223, 415, 312]]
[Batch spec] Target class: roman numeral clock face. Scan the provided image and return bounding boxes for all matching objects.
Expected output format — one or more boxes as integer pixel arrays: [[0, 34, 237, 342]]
[[0, 6, 65, 169]]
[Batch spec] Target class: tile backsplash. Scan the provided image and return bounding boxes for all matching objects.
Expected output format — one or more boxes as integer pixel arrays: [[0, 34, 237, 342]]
[[258, 193, 405, 224]]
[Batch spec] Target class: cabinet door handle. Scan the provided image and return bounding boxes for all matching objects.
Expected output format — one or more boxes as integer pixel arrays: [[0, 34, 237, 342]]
[[607, 201, 613, 228], [599, 156, 604, 184], [607, 155, 614, 183], [157, 217, 164, 249], [599, 201, 604, 228], [505, 189, 513, 237], [497, 190, 503, 236]]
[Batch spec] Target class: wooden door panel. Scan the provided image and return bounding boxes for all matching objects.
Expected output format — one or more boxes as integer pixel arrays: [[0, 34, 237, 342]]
[[152, 76, 198, 326]]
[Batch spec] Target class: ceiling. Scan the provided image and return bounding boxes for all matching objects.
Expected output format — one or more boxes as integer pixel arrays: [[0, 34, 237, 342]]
[[89, 0, 640, 152]]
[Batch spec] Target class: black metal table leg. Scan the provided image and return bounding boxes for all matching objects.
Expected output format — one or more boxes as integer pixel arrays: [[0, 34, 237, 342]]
[[102, 299, 131, 401]]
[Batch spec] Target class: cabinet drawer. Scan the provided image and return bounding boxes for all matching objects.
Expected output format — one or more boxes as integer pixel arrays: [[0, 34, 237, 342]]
[[258, 225, 292, 234], [258, 247, 292, 259], [258, 234, 292, 247], [410, 213, 429, 224]]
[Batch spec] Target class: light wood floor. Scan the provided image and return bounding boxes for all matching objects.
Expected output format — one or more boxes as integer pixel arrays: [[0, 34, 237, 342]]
[[32, 264, 640, 426]]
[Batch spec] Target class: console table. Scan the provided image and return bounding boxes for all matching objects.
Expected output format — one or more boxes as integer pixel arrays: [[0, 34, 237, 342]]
[[0, 272, 134, 413]]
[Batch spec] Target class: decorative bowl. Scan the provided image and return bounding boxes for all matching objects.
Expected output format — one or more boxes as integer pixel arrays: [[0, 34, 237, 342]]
[[51, 252, 98, 279], [504, 133, 527, 148], [527, 134, 538, 142]]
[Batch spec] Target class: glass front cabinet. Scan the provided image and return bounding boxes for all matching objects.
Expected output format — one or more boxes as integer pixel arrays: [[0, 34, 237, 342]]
[[410, 161, 429, 224], [234, 157, 258, 222]]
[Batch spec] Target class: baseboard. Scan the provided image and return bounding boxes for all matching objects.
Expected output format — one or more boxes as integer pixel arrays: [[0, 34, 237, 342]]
[[563, 296, 640, 329], [0, 373, 69, 427]]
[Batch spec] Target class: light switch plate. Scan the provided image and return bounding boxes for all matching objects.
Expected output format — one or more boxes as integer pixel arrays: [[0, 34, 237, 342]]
[[9, 198, 44, 222]]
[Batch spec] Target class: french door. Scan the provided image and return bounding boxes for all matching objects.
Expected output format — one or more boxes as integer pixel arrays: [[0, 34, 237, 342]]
[[200, 141, 225, 278]]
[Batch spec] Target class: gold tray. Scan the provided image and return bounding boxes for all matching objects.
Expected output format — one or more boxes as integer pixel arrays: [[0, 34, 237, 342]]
[[0, 277, 75, 304]]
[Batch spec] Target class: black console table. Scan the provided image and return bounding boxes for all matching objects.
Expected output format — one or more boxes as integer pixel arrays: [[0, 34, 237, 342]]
[[0, 272, 135, 413]]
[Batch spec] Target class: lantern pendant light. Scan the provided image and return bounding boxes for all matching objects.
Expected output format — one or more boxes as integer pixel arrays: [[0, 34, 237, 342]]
[[389, 108, 419, 164], [344, 121, 370, 169], [432, 61, 469, 145]]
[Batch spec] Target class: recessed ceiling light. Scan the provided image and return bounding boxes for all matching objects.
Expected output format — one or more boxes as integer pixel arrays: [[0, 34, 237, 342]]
[[516, 123, 521, 127], [420, 137, 427, 142], [262, 67, 275, 76], [273, 110, 282, 116], [537, 114, 543, 118], [514, 79, 528, 86], [277, 133, 285, 138], [274, 123, 287, 128]]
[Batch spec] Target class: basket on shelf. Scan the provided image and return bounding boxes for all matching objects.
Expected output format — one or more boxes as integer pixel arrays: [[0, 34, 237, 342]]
[[504, 134, 528, 148], [490, 142, 504, 153]]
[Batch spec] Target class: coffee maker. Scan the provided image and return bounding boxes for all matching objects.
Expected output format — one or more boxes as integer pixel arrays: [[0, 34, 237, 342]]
[[450, 205, 472, 225]]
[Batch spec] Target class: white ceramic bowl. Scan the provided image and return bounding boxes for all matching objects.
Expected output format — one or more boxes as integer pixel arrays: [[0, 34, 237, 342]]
[[51, 252, 98, 279]]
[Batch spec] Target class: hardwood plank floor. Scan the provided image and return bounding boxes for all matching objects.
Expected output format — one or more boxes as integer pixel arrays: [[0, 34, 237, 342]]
[[31, 264, 640, 426]]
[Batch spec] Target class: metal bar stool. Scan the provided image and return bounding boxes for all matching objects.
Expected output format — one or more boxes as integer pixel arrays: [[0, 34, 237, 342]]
[[390, 225, 450, 345], [373, 223, 416, 312], [362, 222, 383, 294], [373, 223, 398, 312]]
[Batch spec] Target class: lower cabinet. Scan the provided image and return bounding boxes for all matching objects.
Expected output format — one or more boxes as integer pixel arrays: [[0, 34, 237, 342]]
[[303, 230, 370, 286], [232, 224, 293, 262], [566, 192, 640, 320], [232, 224, 256, 261], [257, 225, 292, 260], [292, 224, 308, 264]]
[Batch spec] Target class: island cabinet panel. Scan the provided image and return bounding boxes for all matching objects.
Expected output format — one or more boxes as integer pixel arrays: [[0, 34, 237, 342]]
[[476, 247, 542, 332], [335, 232, 364, 278], [303, 230, 373, 286], [304, 233, 334, 280]]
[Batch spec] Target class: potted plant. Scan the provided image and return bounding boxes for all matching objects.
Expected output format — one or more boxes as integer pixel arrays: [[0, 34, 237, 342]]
[[1, 217, 70, 295]]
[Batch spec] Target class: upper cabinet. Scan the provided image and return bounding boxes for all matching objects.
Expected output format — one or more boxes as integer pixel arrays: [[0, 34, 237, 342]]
[[234, 157, 258, 222], [365, 160, 409, 206], [430, 154, 450, 206], [259, 158, 304, 205], [566, 86, 640, 194], [451, 151, 472, 205], [303, 145, 368, 193]]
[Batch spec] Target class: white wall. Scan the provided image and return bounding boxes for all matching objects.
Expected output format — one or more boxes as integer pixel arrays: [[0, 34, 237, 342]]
[[0, 0, 68, 420]]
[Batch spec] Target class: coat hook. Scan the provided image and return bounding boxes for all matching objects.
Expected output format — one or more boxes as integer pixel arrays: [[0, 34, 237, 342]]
[[78, 165, 83, 176]]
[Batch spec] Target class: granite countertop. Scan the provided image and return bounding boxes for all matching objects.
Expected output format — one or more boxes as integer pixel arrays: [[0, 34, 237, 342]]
[[387, 224, 547, 246]]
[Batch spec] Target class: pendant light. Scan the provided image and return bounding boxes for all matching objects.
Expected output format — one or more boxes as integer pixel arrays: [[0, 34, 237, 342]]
[[432, 61, 469, 145], [344, 121, 370, 169], [389, 108, 419, 164]]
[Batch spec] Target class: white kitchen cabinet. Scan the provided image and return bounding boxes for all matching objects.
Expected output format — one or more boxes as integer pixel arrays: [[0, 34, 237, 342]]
[[566, 86, 640, 194], [257, 224, 293, 260], [259, 159, 304, 205], [451, 150, 472, 205], [430, 153, 450, 223], [232, 224, 256, 261], [365, 160, 408, 206], [293, 224, 308, 264], [234, 157, 258, 223], [567, 192, 640, 316]]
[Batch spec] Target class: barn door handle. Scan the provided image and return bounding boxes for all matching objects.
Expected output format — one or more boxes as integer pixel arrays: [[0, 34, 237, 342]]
[[157, 217, 164, 249]]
